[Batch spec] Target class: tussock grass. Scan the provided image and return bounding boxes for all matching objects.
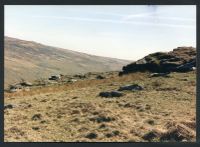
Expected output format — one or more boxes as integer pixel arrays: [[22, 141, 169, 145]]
[[4, 71, 196, 142]]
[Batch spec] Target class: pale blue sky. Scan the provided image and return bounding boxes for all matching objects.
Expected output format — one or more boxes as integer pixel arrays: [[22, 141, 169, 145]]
[[5, 5, 196, 60]]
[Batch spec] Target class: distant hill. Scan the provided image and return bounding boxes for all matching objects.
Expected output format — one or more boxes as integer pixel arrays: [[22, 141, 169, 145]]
[[4, 36, 131, 87]]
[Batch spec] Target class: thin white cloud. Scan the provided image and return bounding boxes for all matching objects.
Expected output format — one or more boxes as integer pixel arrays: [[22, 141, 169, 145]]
[[75, 8, 196, 22], [68, 9, 125, 17], [121, 12, 157, 20], [33, 15, 195, 29], [123, 15, 195, 22]]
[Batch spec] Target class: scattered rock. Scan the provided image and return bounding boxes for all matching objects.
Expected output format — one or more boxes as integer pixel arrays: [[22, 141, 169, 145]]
[[9, 88, 18, 93], [68, 79, 77, 83], [31, 114, 42, 121], [150, 72, 170, 78], [27, 104, 32, 108], [85, 133, 98, 139], [8, 81, 33, 93], [112, 130, 120, 136], [99, 124, 106, 129], [89, 116, 115, 123], [32, 127, 40, 130], [9, 84, 23, 93], [73, 74, 86, 79], [49, 75, 61, 81], [99, 91, 124, 98], [19, 103, 32, 109], [142, 130, 160, 141], [145, 119, 155, 125], [72, 96, 78, 99], [40, 120, 46, 124], [92, 112, 99, 115], [96, 75, 105, 79], [4, 104, 14, 110], [118, 84, 143, 91], [20, 81, 33, 86], [105, 130, 120, 138], [105, 133, 113, 138]]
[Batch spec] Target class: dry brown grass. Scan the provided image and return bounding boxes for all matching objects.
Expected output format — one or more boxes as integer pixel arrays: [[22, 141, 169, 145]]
[[4, 71, 196, 142], [5, 72, 146, 98]]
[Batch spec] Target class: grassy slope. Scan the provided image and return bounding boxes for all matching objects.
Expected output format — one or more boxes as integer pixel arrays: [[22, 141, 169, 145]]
[[5, 36, 131, 88], [4, 71, 196, 142]]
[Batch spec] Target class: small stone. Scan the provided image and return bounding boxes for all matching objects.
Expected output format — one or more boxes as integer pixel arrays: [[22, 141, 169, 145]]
[[99, 124, 106, 129], [4, 104, 14, 110], [85, 133, 98, 139], [112, 130, 120, 136], [32, 127, 39, 130], [31, 114, 42, 121], [96, 75, 105, 79], [118, 84, 143, 91], [99, 91, 124, 98]]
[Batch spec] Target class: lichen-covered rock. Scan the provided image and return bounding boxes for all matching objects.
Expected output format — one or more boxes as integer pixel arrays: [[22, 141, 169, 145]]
[[120, 47, 196, 75]]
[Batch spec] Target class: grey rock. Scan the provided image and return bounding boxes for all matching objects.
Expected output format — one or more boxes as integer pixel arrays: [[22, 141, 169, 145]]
[[68, 79, 77, 83], [120, 47, 196, 75], [73, 74, 86, 79], [99, 91, 124, 98], [20, 81, 33, 86], [4, 104, 14, 110], [176, 59, 196, 72], [96, 75, 105, 79], [150, 72, 170, 77], [118, 84, 143, 91], [9, 84, 23, 93], [32, 114, 42, 121], [49, 75, 61, 80], [85, 133, 98, 139], [192, 67, 196, 70]]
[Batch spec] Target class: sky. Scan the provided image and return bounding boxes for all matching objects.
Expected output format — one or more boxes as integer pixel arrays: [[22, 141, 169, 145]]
[[5, 5, 196, 60]]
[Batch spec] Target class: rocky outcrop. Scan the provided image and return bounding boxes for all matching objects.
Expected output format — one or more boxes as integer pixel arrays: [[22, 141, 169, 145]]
[[119, 47, 196, 75]]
